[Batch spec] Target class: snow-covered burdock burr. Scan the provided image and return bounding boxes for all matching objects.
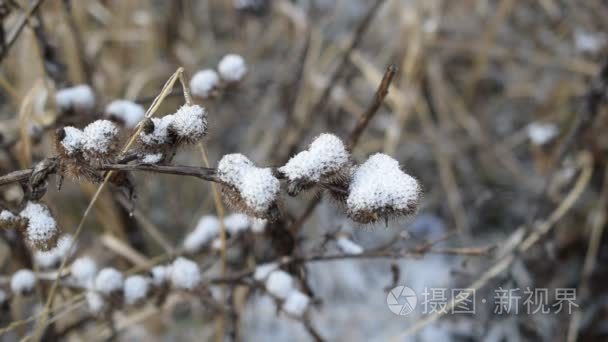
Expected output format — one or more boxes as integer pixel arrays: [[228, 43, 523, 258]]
[[170, 257, 201, 291], [182, 215, 221, 253], [11, 269, 36, 296], [95, 267, 124, 295], [19, 201, 60, 251], [346, 153, 420, 224], [71, 257, 97, 287], [217, 154, 280, 219], [123, 275, 150, 306], [169, 104, 208, 143], [265, 270, 294, 300], [55, 85, 95, 114], [82, 120, 120, 161], [282, 290, 311, 318]]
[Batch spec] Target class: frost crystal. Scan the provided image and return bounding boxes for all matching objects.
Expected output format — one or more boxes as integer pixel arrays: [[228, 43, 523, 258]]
[[86, 291, 106, 314], [218, 154, 280, 215], [19, 202, 59, 250], [170, 104, 207, 141], [150, 265, 171, 287], [139, 115, 174, 145], [55, 85, 95, 113], [124, 275, 150, 305], [336, 236, 363, 255], [527, 122, 558, 145], [95, 268, 124, 295], [253, 263, 278, 282], [265, 270, 294, 299], [105, 100, 145, 128], [279, 133, 349, 183], [11, 269, 36, 295], [190, 69, 220, 98], [170, 257, 201, 290], [218, 54, 247, 82], [82, 120, 119, 155], [183, 215, 221, 253], [282, 290, 310, 317], [141, 153, 163, 164], [60, 127, 85, 156], [71, 257, 97, 286], [346, 154, 420, 223], [224, 213, 250, 235]]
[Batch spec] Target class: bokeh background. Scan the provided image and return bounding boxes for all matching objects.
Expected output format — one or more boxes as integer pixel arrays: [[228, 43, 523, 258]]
[[1, 0, 607, 341]]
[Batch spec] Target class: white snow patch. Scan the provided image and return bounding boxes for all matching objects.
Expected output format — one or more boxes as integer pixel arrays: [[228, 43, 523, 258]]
[[105, 100, 145, 128], [95, 268, 124, 295], [183, 215, 221, 253], [170, 257, 201, 290], [55, 85, 95, 113], [190, 69, 220, 98], [123, 275, 150, 305], [527, 122, 559, 145], [282, 290, 310, 317], [336, 236, 363, 255], [11, 269, 36, 295], [170, 104, 207, 141], [279, 133, 349, 183], [82, 120, 119, 155], [71, 257, 97, 287], [218, 54, 247, 82], [265, 270, 294, 300]]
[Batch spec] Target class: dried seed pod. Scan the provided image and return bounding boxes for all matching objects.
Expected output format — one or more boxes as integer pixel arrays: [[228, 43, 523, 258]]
[[346, 154, 420, 224], [168, 104, 208, 144], [81, 120, 120, 162], [279, 133, 351, 196], [19, 201, 61, 251], [217, 154, 280, 219]]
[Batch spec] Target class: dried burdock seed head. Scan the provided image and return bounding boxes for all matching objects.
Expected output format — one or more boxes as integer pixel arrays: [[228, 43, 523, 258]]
[[11, 269, 36, 296], [123, 275, 150, 306], [170, 257, 201, 291], [82, 120, 120, 161], [95, 267, 124, 296], [0, 209, 25, 231], [55, 85, 95, 114], [139, 115, 174, 146], [346, 153, 420, 224], [56, 126, 85, 157], [182, 215, 221, 253], [105, 100, 145, 129], [265, 270, 294, 300], [34, 234, 75, 269], [279, 133, 350, 195], [218, 54, 247, 83], [217, 154, 280, 219], [71, 257, 97, 287], [190, 69, 220, 98], [19, 201, 60, 251], [168, 104, 208, 143], [282, 290, 311, 318]]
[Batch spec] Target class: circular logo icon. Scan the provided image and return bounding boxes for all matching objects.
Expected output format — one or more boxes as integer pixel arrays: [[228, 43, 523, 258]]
[[387, 286, 417, 315]]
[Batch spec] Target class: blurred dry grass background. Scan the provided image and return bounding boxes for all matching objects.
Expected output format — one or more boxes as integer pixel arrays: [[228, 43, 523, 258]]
[[0, 0, 608, 341]]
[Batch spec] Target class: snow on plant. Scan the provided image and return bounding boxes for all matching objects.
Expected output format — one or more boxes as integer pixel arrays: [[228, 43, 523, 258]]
[[265, 270, 294, 300], [139, 115, 174, 146], [11, 269, 36, 296], [55, 85, 95, 114], [58, 127, 85, 157], [170, 257, 201, 291], [217, 154, 280, 219], [190, 69, 220, 98], [71, 257, 97, 287], [86, 291, 106, 315], [150, 265, 171, 287], [19, 201, 60, 251], [253, 263, 278, 282], [123, 275, 150, 306], [95, 267, 124, 295], [105, 100, 145, 128], [218, 54, 247, 83], [346, 153, 420, 224], [279, 133, 350, 195], [336, 235, 363, 255], [282, 290, 310, 318], [82, 120, 120, 160], [183, 215, 221, 253], [169, 104, 208, 143], [34, 234, 75, 269]]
